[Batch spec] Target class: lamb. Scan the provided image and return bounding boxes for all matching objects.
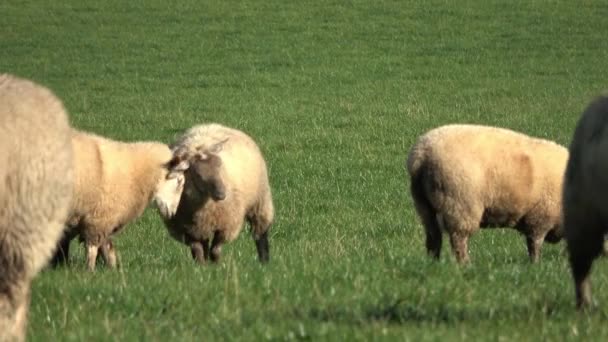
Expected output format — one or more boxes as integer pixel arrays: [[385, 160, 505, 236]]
[[50, 129, 185, 271], [0, 74, 74, 341], [562, 95, 608, 309], [159, 123, 274, 264], [406, 124, 568, 264]]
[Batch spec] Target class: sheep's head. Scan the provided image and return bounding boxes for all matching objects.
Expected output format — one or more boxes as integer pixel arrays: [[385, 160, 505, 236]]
[[154, 160, 186, 219], [188, 151, 226, 201], [168, 139, 228, 202]]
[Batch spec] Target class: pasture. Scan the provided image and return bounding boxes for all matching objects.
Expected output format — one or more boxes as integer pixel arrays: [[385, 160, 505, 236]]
[[2, 0, 608, 340]]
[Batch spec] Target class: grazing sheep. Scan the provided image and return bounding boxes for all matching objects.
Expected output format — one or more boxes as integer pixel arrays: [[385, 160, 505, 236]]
[[406, 124, 567, 264], [160, 123, 274, 264], [563, 95, 608, 309], [0, 74, 73, 341], [51, 129, 185, 271]]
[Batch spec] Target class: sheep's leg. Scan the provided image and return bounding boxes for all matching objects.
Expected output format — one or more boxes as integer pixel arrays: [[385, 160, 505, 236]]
[[449, 232, 470, 264], [410, 171, 442, 259], [254, 230, 270, 263], [413, 197, 442, 259], [425, 215, 443, 260], [202, 239, 210, 261], [572, 255, 594, 310], [563, 207, 606, 309], [526, 229, 547, 263], [0, 280, 29, 342], [190, 241, 206, 264], [11, 291, 28, 342], [526, 234, 545, 263], [100, 240, 118, 268], [210, 232, 226, 263], [249, 215, 271, 263], [50, 232, 73, 267], [442, 205, 479, 264], [86, 243, 99, 271], [443, 217, 472, 264], [568, 233, 603, 310]]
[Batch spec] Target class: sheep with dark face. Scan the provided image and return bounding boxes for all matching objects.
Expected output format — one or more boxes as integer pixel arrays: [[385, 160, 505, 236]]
[[0, 74, 73, 341], [160, 123, 274, 264], [563, 95, 608, 309]]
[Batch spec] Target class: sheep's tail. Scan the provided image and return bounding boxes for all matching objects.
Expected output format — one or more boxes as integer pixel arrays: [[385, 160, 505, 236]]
[[406, 142, 443, 258], [406, 141, 425, 178]]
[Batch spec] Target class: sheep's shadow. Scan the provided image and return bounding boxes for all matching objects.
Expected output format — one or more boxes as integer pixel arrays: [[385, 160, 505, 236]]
[[299, 297, 577, 326]]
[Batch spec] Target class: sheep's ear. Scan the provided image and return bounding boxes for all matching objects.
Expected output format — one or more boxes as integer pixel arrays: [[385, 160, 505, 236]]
[[209, 138, 229, 154], [167, 148, 191, 173], [166, 157, 190, 173]]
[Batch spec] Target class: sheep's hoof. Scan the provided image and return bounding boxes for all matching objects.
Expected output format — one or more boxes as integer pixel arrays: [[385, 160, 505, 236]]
[[210, 251, 221, 263], [193, 257, 206, 265]]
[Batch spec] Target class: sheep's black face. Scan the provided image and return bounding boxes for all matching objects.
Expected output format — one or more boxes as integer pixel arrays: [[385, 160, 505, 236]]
[[189, 153, 226, 201]]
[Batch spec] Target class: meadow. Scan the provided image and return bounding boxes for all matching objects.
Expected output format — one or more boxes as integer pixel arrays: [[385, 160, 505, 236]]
[[2, 0, 608, 340]]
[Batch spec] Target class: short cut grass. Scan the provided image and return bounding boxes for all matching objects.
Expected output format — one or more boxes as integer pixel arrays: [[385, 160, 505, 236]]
[[1, 0, 608, 340]]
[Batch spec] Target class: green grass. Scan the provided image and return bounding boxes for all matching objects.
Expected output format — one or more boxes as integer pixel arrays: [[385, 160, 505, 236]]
[[2, 0, 608, 340]]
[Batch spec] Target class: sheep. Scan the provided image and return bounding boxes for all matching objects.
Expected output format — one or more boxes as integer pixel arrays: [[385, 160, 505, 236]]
[[159, 123, 274, 264], [0, 74, 74, 341], [50, 129, 185, 271], [406, 124, 568, 264], [563, 95, 608, 309]]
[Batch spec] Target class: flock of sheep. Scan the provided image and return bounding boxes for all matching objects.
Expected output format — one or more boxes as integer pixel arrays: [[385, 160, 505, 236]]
[[1, 72, 607, 340], [0, 74, 273, 341]]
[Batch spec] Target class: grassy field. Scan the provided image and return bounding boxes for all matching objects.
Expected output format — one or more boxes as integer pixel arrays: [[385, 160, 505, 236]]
[[2, 0, 608, 340]]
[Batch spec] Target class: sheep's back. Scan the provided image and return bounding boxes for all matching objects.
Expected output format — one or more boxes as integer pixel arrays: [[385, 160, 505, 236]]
[[418, 124, 564, 212], [220, 134, 269, 205], [172, 123, 243, 150], [71, 131, 171, 228]]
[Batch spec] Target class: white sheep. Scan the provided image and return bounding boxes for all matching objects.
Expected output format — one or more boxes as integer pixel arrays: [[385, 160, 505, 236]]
[[0, 74, 74, 341], [406, 124, 568, 264], [563, 95, 608, 309], [160, 123, 274, 264], [51, 129, 185, 271]]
